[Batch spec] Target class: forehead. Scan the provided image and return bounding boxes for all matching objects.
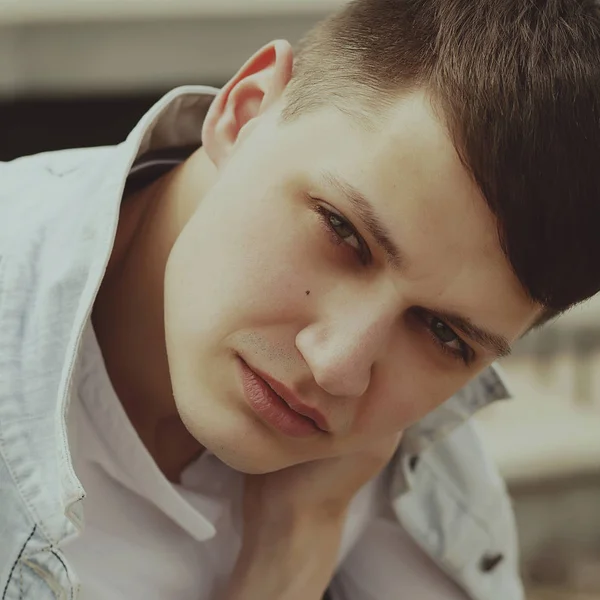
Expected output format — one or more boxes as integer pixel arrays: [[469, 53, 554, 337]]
[[268, 91, 538, 339]]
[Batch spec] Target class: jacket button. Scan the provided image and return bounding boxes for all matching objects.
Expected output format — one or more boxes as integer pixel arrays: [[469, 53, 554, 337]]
[[480, 553, 504, 573]]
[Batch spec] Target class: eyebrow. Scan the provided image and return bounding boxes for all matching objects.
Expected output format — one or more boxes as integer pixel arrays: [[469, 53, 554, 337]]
[[319, 170, 512, 360], [320, 171, 404, 269]]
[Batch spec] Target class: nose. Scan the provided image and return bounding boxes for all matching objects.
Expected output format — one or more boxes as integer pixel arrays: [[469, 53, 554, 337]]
[[295, 297, 398, 398]]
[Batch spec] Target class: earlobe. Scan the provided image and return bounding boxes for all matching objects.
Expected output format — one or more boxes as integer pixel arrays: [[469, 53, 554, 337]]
[[202, 40, 294, 168]]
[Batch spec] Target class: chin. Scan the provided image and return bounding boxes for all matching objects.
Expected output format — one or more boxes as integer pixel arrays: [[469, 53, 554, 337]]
[[206, 438, 297, 474], [213, 450, 281, 475], [177, 407, 297, 474]]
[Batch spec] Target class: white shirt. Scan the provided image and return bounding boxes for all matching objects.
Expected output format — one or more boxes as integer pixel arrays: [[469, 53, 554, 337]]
[[63, 318, 468, 600]]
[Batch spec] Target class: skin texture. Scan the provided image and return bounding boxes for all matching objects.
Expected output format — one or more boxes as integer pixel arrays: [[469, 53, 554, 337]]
[[93, 40, 540, 482]]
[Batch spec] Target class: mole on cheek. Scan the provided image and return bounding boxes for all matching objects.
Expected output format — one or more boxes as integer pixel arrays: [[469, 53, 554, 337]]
[[305, 290, 311, 296]]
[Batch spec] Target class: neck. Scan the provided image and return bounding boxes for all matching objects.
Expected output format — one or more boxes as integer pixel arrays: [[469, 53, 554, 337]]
[[92, 148, 217, 482]]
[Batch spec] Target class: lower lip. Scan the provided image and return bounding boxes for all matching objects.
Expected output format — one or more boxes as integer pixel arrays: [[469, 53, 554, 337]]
[[239, 359, 320, 438]]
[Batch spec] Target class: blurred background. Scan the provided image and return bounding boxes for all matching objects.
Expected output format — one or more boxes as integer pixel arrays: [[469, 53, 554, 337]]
[[1, 1, 599, 598]]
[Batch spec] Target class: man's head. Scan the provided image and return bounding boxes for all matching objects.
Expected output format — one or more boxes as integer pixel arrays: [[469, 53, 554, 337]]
[[161, 0, 600, 473], [284, 0, 600, 316]]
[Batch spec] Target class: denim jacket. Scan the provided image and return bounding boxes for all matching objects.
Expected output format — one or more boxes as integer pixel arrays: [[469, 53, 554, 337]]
[[0, 86, 524, 600]]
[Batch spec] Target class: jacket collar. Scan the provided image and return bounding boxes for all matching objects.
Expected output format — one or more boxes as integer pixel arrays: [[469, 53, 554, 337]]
[[402, 364, 511, 456]]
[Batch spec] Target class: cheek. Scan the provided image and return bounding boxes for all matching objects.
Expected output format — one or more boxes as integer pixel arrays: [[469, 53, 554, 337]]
[[352, 352, 476, 436], [165, 188, 319, 337]]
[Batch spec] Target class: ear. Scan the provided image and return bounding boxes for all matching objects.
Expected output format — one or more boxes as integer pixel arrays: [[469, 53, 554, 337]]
[[202, 40, 294, 168]]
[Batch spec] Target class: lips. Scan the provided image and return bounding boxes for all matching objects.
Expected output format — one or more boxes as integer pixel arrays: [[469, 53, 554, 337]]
[[238, 358, 330, 437], [253, 366, 330, 433]]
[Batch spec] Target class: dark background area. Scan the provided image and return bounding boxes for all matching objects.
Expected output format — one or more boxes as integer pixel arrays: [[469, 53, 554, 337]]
[[0, 90, 223, 161], [1, 95, 156, 161]]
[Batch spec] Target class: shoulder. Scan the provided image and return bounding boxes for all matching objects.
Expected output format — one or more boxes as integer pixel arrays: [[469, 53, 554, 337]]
[[389, 416, 524, 600], [0, 146, 118, 258]]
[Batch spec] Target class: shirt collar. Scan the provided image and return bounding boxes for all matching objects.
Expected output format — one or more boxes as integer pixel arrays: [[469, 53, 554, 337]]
[[76, 323, 221, 542]]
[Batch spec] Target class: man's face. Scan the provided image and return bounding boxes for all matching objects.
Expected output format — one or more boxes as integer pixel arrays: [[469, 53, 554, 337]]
[[164, 90, 538, 473]]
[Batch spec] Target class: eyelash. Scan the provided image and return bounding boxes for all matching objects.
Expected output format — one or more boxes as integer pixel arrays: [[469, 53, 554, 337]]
[[311, 200, 474, 366]]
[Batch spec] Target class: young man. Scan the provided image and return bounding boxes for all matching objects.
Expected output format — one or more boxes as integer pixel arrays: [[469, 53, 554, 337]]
[[2, 0, 600, 598]]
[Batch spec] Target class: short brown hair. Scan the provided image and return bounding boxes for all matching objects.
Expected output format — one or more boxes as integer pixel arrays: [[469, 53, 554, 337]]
[[282, 0, 600, 315]]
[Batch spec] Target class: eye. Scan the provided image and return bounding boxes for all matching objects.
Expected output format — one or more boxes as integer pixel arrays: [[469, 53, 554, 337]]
[[313, 203, 370, 263], [414, 310, 474, 365], [328, 212, 359, 249]]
